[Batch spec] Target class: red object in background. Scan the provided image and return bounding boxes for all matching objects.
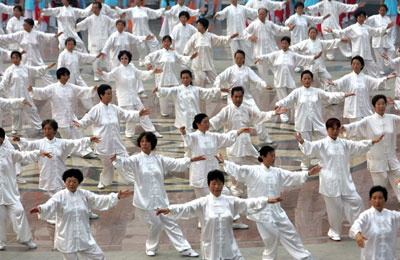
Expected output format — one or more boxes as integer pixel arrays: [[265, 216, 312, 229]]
[[35, 2, 49, 23]]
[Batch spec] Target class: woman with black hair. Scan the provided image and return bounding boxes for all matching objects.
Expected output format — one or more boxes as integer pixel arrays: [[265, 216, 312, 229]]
[[29, 169, 131, 259], [111, 131, 204, 257]]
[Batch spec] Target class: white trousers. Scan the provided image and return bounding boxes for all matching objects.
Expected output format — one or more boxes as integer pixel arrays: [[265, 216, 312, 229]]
[[12, 104, 42, 132], [28, 70, 54, 88], [99, 152, 128, 186], [62, 244, 105, 260], [374, 46, 396, 72], [136, 38, 159, 65], [388, 15, 398, 45], [309, 68, 331, 88], [252, 105, 271, 142], [276, 87, 291, 121], [136, 208, 191, 252], [363, 59, 379, 78], [257, 63, 273, 86], [370, 169, 400, 202], [155, 74, 175, 115], [323, 192, 364, 237], [229, 39, 254, 65], [120, 104, 156, 136], [300, 131, 326, 168], [256, 220, 312, 260], [324, 33, 352, 60], [58, 126, 93, 157], [227, 156, 258, 197], [0, 201, 32, 244], [90, 47, 111, 76], [193, 69, 217, 88]]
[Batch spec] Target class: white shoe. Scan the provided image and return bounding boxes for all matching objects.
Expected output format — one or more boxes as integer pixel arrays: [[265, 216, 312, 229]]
[[232, 221, 249, 229], [328, 229, 341, 241], [125, 133, 133, 138], [89, 212, 99, 219], [153, 131, 163, 138], [46, 219, 56, 225], [197, 221, 201, 229], [294, 67, 301, 73], [379, 71, 385, 75], [82, 152, 96, 159], [300, 162, 309, 171], [146, 250, 156, 256], [161, 112, 169, 117], [263, 137, 273, 144], [11, 130, 17, 135], [180, 249, 199, 257], [21, 240, 37, 249], [139, 92, 148, 98], [280, 114, 289, 123], [231, 190, 242, 197], [0, 243, 6, 250], [17, 175, 27, 184], [97, 183, 105, 189], [94, 76, 101, 82]]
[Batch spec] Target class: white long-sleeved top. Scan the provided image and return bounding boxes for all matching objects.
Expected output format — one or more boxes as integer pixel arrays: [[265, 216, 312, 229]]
[[210, 104, 275, 157], [243, 18, 289, 58], [384, 57, 400, 97], [183, 130, 238, 188], [75, 13, 115, 52], [0, 47, 10, 74], [223, 160, 308, 223], [83, 3, 118, 18], [343, 113, 400, 173], [157, 84, 220, 129], [0, 97, 24, 126], [214, 64, 266, 108], [77, 102, 140, 155], [18, 137, 91, 191], [117, 6, 164, 36], [300, 136, 373, 197], [349, 207, 400, 260], [38, 189, 119, 253], [365, 14, 393, 49], [160, 4, 200, 37], [216, 4, 257, 40], [170, 23, 197, 55], [290, 38, 340, 72], [332, 23, 386, 60], [0, 144, 40, 205], [113, 152, 190, 209], [285, 13, 324, 44], [168, 193, 269, 260], [31, 82, 96, 128], [258, 50, 314, 89], [144, 48, 191, 86], [6, 16, 24, 51], [57, 50, 97, 86], [102, 63, 153, 107], [246, 0, 286, 12], [331, 71, 387, 119], [276, 86, 345, 133], [0, 3, 14, 34], [184, 31, 231, 71], [0, 30, 55, 66]]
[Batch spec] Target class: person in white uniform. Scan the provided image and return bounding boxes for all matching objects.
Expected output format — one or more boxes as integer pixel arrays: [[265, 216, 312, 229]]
[[255, 36, 322, 122], [29, 169, 131, 260], [111, 131, 202, 257], [276, 70, 352, 170], [294, 118, 384, 241], [28, 67, 97, 158], [83, 0, 118, 18], [6, 5, 25, 51], [98, 50, 162, 138], [214, 0, 258, 65], [73, 84, 150, 189], [156, 169, 283, 260], [245, 0, 287, 23], [217, 146, 321, 260], [341, 94, 400, 202], [170, 11, 197, 56], [0, 2, 14, 36], [0, 127, 52, 251], [350, 185, 400, 260], [382, 48, 400, 97], [0, 97, 31, 128], [327, 56, 395, 123]]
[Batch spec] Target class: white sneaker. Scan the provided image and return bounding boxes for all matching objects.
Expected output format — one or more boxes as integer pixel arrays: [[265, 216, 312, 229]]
[[21, 240, 37, 249], [197, 221, 201, 229], [280, 114, 289, 123], [153, 131, 163, 138], [46, 219, 56, 225], [89, 212, 99, 219], [231, 190, 242, 197], [161, 112, 169, 117], [139, 92, 148, 98], [146, 250, 156, 256], [94, 76, 101, 81], [180, 248, 199, 257], [232, 221, 249, 229], [17, 175, 27, 184], [125, 133, 133, 138], [300, 162, 309, 171], [379, 71, 385, 75], [294, 67, 301, 73], [97, 183, 105, 189], [327, 229, 341, 241], [0, 243, 6, 250], [11, 130, 17, 135], [263, 136, 273, 144]]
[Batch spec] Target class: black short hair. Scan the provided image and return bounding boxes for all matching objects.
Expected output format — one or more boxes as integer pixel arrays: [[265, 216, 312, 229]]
[[231, 86, 244, 96], [93, 1, 102, 9], [0, 128, 4, 139], [192, 113, 208, 129], [301, 70, 314, 80], [65, 37, 76, 47], [258, 8, 268, 14], [234, 49, 245, 59], [116, 19, 126, 27], [351, 55, 365, 70], [42, 119, 58, 132], [369, 185, 388, 201], [379, 4, 388, 11], [281, 36, 291, 45], [180, 70, 192, 78], [258, 146, 275, 162], [294, 1, 304, 9], [62, 169, 84, 184], [137, 132, 158, 150], [355, 10, 367, 20], [162, 35, 172, 42], [118, 50, 132, 63], [11, 50, 22, 59], [97, 84, 112, 99], [308, 27, 318, 34], [13, 5, 23, 12], [24, 18, 34, 27], [56, 67, 70, 79], [196, 18, 209, 30], [207, 170, 225, 186], [179, 11, 190, 19], [372, 94, 387, 107], [325, 118, 341, 129]]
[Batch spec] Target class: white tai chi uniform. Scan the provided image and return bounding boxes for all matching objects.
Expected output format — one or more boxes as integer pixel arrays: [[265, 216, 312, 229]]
[[184, 31, 232, 88], [210, 104, 277, 196], [349, 207, 400, 260], [224, 160, 313, 260], [384, 56, 400, 97], [343, 113, 400, 201], [243, 18, 289, 85], [30, 82, 96, 156], [6, 16, 24, 51], [84, 2, 118, 18], [170, 23, 197, 56], [329, 71, 387, 122], [168, 193, 270, 260], [215, 4, 257, 65], [112, 152, 194, 254], [37, 188, 121, 260], [214, 64, 271, 142], [331, 23, 387, 78], [160, 4, 201, 37], [102, 63, 157, 137], [257, 50, 314, 121], [245, 0, 286, 24], [285, 13, 324, 45], [0, 30, 55, 86], [0, 146, 40, 248], [0, 64, 49, 132], [0, 47, 10, 74], [117, 6, 164, 66], [276, 86, 345, 168], [299, 136, 374, 239], [144, 48, 191, 114], [0, 97, 25, 127], [76, 102, 140, 186], [290, 38, 340, 88], [42, 5, 88, 52], [307, 0, 359, 60], [365, 14, 395, 74], [156, 84, 220, 131], [0, 3, 13, 36]]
